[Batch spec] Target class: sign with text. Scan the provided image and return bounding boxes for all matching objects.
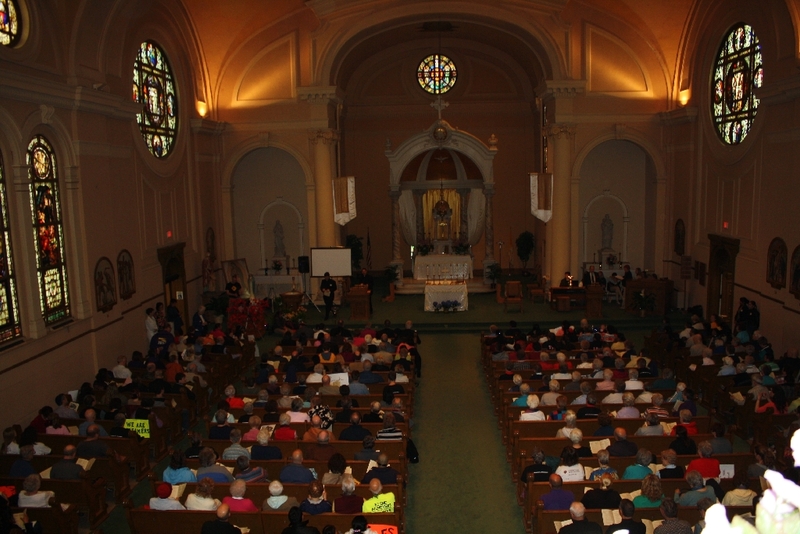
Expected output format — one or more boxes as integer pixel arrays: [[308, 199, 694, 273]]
[[368, 526, 398, 534], [124, 418, 150, 438]]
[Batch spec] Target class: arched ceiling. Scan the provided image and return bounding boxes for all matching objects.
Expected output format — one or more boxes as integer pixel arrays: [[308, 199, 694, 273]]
[[330, 17, 551, 93]]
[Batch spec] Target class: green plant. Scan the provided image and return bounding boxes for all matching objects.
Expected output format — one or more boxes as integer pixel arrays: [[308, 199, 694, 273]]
[[515, 231, 535, 273], [384, 265, 399, 283], [486, 263, 502, 284], [632, 290, 656, 311], [346, 234, 364, 270]]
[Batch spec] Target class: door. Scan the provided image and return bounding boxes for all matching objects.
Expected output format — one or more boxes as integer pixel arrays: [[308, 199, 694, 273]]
[[706, 235, 739, 321], [158, 243, 188, 330]]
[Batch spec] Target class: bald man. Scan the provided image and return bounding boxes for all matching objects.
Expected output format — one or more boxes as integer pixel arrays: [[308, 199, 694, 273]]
[[279, 449, 315, 484], [51, 444, 84, 480], [607, 427, 638, 457], [362, 479, 395, 513], [78, 408, 108, 437], [362, 453, 401, 486], [541, 474, 573, 510], [318, 375, 339, 396], [304, 430, 338, 462], [201, 503, 242, 534], [302, 415, 324, 442]]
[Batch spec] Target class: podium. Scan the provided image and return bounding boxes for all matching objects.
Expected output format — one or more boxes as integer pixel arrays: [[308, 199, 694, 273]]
[[348, 285, 371, 321], [585, 285, 604, 318]]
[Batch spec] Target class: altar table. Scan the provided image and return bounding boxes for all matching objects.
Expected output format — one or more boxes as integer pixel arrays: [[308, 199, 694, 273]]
[[414, 254, 472, 280], [423, 281, 468, 312]]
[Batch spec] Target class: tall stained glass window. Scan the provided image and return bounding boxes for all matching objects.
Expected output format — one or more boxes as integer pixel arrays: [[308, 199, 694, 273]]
[[0, 151, 21, 341], [417, 54, 457, 95], [132, 41, 178, 158], [712, 24, 763, 145], [27, 135, 70, 325], [0, 0, 20, 47]]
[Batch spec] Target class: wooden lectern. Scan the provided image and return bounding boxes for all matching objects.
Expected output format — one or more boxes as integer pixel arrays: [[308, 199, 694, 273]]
[[585, 285, 604, 319], [281, 291, 303, 311], [348, 285, 370, 321]]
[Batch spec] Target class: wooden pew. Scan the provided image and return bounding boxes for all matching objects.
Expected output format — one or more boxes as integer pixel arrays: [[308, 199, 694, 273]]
[[533, 505, 753, 534], [35, 433, 150, 479], [513, 434, 715, 463], [125, 506, 401, 534], [10, 500, 80, 534], [203, 420, 409, 442], [180, 458, 406, 484], [61, 412, 169, 463], [0, 474, 108, 529], [0, 453, 131, 504], [198, 437, 407, 464]]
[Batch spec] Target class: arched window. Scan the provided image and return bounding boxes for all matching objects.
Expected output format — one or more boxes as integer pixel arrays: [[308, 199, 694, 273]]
[[0, 150, 21, 341], [132, 40, 178, 158], [712, 24, 763, 145], [0, 0, 21, 48], [27, 135, 70, 325], [417, 54, 457, 95]]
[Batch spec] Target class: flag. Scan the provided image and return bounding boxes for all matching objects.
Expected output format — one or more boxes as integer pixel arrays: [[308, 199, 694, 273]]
[[365, 228, 372, 270]]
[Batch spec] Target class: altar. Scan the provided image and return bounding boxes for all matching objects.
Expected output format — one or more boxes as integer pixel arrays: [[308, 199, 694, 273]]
[[414, 254, 472, 280], [423, 281, 468, 311]]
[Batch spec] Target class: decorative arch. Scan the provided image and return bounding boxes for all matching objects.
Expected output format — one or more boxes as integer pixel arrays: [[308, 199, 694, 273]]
[[258, 197, 306, 268], [582, 191, 630, 263], [220, 139, 314, 260]]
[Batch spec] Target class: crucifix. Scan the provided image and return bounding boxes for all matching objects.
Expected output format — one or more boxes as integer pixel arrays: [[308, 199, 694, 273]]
[[431, 96, 449, 119]]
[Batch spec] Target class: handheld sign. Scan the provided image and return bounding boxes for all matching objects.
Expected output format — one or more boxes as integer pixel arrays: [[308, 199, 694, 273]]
[[124, 418, 150, 438]]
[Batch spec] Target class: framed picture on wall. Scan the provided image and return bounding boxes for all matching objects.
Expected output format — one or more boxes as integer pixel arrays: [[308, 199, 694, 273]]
[[117, 249, 135, 300], [94, 257, 117, 312], [766, 237, 787, 289]]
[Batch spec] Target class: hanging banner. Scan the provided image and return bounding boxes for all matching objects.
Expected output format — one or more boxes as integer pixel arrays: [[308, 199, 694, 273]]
[[530, 172, 553, 223], [333, 176, 357, 226]]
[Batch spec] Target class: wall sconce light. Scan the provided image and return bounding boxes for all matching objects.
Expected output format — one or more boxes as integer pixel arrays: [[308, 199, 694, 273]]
[[679, 89, 691, 106], [196, 101, 208, 118]]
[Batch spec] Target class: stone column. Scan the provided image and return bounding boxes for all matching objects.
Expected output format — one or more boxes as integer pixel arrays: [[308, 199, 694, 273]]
[[546, 124, 575, 280], [483, 187, 495, 263], [458, 188, 469, 240], [308, 129, 338, 248], [389, 189, 404, 286]]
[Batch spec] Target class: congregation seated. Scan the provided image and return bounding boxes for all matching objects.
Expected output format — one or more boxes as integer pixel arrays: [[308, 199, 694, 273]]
[[223, 479, 258, 512], [18, 474, 53, 508], [263, 480, 300, 511], [608, 427, 638, 457], [150, 482, 185, 510], [581, 473, 621, 510], [186, 477, 222, 511], [673, 470, 717, 506]]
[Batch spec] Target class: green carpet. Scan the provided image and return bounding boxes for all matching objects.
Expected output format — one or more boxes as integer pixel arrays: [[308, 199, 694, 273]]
[[405, 333, 526, 534]]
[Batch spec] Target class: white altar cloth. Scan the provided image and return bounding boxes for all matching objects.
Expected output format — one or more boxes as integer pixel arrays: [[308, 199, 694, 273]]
[[423, 282, 468, 311], [414, 254, 472, 280]]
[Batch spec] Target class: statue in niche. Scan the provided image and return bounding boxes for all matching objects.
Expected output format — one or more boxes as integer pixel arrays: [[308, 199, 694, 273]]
[[273, 220, 286, 258], [601, 214, 614, 250]]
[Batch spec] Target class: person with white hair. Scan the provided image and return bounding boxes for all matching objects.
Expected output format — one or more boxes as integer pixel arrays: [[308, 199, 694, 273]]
[[541, 380, 562, 405], [306, 363, 325, 384], [625, 369, 644, 391], [616, 393, 640, 419], [555, 411, 578, 438], [564, 371, 583, 391], [512, 383, 532, 406], [718, 356, 737, 376], [261, 480, 299, 511], [558, 502, 603, 534], [222, 479, 258, 512], [519, 395, 546, 421], [568, 429, 591, 458], [596, 369, 616, 391], [334, 474, 364, 513]]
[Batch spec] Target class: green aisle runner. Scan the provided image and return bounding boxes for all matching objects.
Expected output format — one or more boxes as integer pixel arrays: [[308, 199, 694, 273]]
[[405, 333, 526, 533]]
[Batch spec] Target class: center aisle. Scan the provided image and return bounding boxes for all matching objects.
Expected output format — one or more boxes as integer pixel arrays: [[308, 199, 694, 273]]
[[405, 333, 526, 534]]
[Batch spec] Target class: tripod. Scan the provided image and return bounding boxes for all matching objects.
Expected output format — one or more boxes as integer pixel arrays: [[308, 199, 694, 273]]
[[300, 272, 321, 312]]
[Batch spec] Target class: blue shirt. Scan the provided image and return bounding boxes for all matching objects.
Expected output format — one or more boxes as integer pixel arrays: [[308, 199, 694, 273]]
[[541, 488, 574, 510], [280, 463, 315, 484], [162, 466, 197, 484]]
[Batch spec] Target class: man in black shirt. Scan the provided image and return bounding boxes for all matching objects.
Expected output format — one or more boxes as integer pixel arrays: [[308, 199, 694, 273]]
[[320, 272, 337, 320], [606, 499, 646, 534], [225, 274, 242, 298]]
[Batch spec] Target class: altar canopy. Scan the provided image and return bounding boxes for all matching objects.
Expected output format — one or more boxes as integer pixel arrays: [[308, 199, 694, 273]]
[[423, 281, 468, 311], [414, 254, 472, 280], [423, 189, 461, 239]]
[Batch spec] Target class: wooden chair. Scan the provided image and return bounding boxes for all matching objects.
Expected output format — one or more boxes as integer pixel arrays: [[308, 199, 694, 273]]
[[526, 283, 544, 303], [504, 281, 523, 312]]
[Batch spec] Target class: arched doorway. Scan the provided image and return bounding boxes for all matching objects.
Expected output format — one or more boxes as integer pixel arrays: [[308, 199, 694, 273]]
[[707, 234, 740, 320]]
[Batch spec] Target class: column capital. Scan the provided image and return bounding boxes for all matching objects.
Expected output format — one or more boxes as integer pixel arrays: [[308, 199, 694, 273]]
[[308, 129, 339, 145], [545, 123, 576, 140], [483, 187, 495, 198], [389, 190, 402, 200]]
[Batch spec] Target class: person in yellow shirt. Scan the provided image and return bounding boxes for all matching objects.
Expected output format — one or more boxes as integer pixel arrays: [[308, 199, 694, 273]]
[[362, 479, 395, 513]]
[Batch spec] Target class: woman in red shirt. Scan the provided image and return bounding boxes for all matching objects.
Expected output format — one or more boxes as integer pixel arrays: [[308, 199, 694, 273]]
[[686, 440, 720, 479]]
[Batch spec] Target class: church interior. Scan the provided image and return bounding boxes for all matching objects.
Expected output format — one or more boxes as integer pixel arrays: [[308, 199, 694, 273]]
[[1, 0, 800, 530]]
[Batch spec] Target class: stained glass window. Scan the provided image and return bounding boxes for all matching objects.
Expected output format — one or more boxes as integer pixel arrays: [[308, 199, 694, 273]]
[[132, 41, 178, 158], [0, 0, 20, 47], [417, 54, 457, 94], [712, 24, 763, 145], [0, 151, 21, 341], [27, 135, 70, 325]]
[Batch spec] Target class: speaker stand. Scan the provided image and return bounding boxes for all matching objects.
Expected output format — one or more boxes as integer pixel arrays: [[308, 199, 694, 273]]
[[300, 272, 321, 313]]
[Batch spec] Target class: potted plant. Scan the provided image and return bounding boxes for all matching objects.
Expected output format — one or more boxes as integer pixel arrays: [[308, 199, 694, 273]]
[[486, 263, 502, 288], [632, 290, 656, 317], [346, 234, 364, 270], [515, 231, 535, 276], [271, 259, 283, 274]]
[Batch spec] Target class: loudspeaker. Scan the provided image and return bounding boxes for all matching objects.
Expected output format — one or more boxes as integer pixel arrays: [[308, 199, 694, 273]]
[[298, 256, 310, 273]]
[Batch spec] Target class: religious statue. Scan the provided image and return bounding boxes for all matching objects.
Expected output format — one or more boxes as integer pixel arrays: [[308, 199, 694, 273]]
[[202, 252, 216, 292], [601, 214, 614, 250], [273, 220, 286, 258]]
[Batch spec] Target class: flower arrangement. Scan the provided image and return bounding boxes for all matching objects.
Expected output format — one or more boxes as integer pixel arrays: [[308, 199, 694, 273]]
[[417, 238, 433, 256], [271, 260, 283, 274], [605, 254, 617, 266], [453, 239, 470, 255], [282, 305, 307, 323], [227, 297, 271, 338], [432, 299, 460, 312]]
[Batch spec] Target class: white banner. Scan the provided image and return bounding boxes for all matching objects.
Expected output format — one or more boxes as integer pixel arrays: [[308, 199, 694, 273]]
[[333, 176, 356, 226], [530, 172, 553, 223]]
